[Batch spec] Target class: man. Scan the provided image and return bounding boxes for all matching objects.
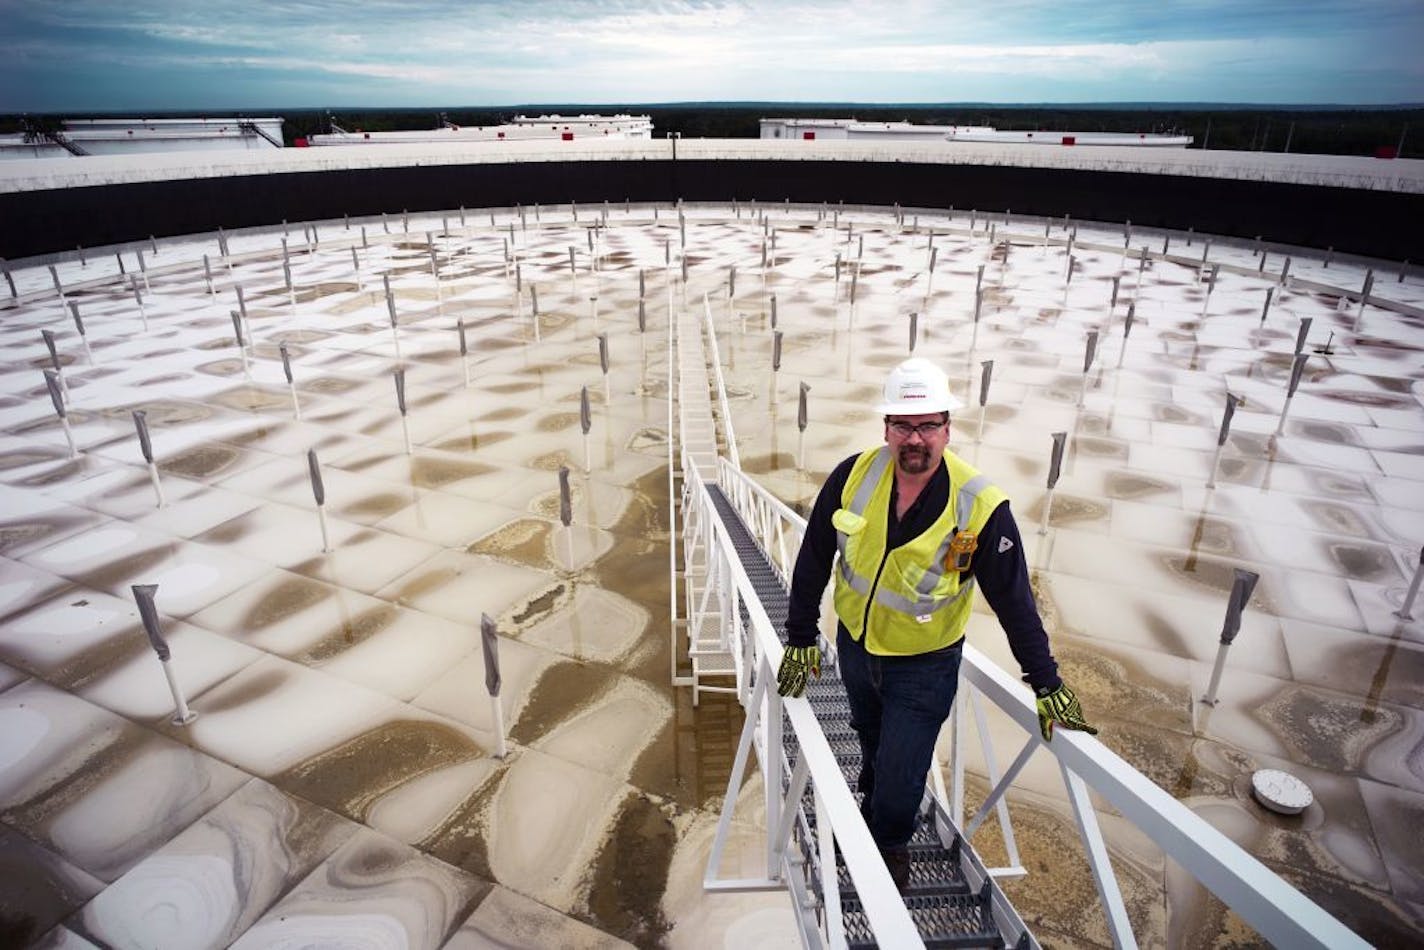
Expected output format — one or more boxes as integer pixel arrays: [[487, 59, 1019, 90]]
[[776, 357, 1095, 892]]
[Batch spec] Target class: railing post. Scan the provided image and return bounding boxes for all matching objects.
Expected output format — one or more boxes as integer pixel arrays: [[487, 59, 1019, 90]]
[[741, 610, 756, 706], [766, 684, 785, 881], [965, 738, 1037, 843], [1061, 764, 1137, 948], [968, 688, 1023, 873], [952, 690, 966, 828], [706, 673, 771, 888], [718, 544, 732, 655], [776, 754, 812, 858], [817, 785, 847, 948]]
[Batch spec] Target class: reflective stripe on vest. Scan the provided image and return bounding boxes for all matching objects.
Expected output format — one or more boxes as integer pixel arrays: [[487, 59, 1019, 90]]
[[835, 447, 891, 594], [912, 473, 991, 598]]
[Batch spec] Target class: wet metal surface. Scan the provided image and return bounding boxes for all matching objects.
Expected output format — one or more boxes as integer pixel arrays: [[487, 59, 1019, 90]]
[[0, 204, 1421, 948]]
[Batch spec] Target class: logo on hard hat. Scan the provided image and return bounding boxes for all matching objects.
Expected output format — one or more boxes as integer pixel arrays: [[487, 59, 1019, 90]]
[[877, 358, 963, 414], [899, 377, 928, 397]]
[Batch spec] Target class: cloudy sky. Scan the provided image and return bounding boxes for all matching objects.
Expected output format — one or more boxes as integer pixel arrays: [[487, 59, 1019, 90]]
[[4, 0, 1421, 111]]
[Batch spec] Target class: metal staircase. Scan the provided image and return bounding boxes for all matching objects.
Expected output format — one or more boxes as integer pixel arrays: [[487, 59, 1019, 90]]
[[237, 120, 284, 149], [666, 279, 1028, 945], [706, 483, 1032, 949], [23, 122, 89, 156]]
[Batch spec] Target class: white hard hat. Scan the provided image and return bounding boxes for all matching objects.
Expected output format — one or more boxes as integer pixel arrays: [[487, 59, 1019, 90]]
[[875, 358, 963, 415]]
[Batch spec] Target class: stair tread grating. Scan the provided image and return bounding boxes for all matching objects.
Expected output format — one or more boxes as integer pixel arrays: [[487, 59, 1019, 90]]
[[842, 892, 1003, 949], [835, 848, 974, 897]]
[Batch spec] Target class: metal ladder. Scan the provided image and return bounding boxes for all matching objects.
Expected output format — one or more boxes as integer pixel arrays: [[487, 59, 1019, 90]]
[[706, 484, 1034, 949], [678, 309, 737, 688], [676, 309, 720, 472]]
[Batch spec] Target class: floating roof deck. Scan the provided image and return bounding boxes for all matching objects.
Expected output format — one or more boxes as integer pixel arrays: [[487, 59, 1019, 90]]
[[0, 197, 1420, 946]]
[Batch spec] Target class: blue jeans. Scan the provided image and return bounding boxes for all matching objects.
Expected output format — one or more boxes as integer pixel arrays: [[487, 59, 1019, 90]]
[[837, 625, 962, 850]]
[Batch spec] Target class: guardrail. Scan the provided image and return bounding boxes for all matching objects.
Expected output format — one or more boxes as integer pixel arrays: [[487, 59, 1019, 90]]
[[698, 454, 1368, 950], [701, 292, 741, 470], [688, 454, 925, 948]]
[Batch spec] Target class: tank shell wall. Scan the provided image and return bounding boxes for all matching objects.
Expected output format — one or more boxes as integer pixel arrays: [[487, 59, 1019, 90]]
[[1, 158, 1418, 261]]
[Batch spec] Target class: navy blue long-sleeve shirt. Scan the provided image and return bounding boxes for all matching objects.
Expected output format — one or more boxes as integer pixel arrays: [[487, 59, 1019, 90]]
[[785, 451, 1061, 692]]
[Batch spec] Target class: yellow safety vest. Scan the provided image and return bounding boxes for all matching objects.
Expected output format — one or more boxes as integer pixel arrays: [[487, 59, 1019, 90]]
[[832, 447, 1007, 655]]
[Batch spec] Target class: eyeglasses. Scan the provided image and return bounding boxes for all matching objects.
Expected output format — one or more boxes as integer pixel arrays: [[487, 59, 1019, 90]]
[[887, 419, 947, 439]]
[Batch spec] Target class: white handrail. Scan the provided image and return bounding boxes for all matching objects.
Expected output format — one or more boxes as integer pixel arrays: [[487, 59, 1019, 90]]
[[719, 455, 805, 532], [702, 294, 741, 469], [717, 455, 806, 584], [667, 266, 684, 689], [956, 645, 1366, 949], [688, 454, 924, 949], [704, 459, 1367, 950]]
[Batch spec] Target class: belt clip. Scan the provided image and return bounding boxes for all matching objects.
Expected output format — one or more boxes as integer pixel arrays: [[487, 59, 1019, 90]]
[[948, 530, 977, 572]]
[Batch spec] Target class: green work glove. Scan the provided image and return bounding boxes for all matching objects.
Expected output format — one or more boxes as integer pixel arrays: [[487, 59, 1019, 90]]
[[776, 645, 821, 698], [1035, 683, 1098, 741]]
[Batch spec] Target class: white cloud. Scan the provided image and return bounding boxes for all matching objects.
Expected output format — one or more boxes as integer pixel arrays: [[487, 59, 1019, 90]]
[[3, 0, 1420, 105]]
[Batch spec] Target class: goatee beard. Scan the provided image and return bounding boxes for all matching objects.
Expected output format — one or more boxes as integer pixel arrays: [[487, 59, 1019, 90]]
[[898, 445, 932, 474]]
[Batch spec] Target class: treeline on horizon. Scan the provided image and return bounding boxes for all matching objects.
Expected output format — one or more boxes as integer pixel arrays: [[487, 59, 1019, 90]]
[[6, 104, 1419, 158]]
